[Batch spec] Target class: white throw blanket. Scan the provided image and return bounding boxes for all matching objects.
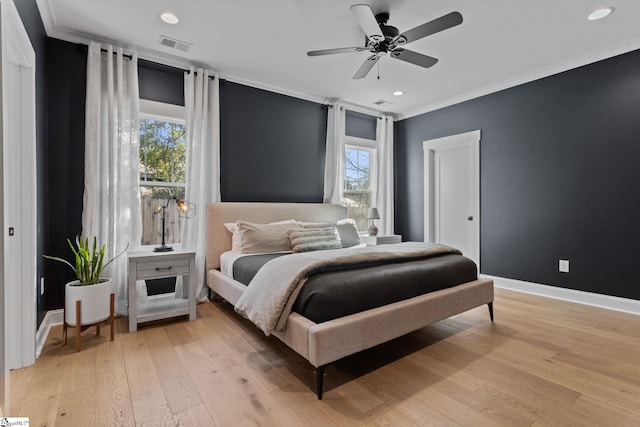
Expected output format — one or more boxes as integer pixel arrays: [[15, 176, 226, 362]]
[[234, 242, 461, 335]]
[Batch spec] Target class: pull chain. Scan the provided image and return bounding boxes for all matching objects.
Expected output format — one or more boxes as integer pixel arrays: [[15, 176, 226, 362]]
[[377, 60, 380, 80]]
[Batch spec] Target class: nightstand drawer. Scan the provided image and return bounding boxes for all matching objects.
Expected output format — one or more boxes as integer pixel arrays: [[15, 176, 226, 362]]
[[136, 258, 190, 279]]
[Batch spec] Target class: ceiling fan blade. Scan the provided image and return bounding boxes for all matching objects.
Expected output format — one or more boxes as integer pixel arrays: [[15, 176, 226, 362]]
[[350, 4, 384, 42], [353, 55, 380, 80], [396, 11, 463, 44], [391, 49, 438, 69], [307, 46, 368, 56]]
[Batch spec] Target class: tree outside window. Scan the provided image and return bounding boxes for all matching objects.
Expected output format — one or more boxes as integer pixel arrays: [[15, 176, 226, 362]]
[[139, 117, 186, 245], [343, 147, 372, 231]]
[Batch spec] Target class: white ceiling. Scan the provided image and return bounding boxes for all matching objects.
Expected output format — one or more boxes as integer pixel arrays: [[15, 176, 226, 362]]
[[37, 0, 640, 118]]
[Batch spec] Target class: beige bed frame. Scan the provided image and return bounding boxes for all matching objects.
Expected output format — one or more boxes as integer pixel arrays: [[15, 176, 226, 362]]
[[206, 202, 494, 399]]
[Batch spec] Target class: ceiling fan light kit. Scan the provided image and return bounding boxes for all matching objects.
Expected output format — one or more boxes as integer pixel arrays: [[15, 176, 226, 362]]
[[307, 4, 463, 79]]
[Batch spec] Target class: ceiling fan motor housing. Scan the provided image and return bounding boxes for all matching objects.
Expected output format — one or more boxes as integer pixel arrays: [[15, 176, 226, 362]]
[[366, 14, 401, 52]]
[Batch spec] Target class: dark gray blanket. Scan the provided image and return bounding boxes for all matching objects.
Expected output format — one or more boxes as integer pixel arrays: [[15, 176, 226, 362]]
[[233, 252, 477, 323]]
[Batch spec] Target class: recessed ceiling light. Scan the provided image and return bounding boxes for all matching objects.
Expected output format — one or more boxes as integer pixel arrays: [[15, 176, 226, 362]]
[[588, 7, 614, 21], [160, 12, 179, 24], [393, 91, 404, 96]]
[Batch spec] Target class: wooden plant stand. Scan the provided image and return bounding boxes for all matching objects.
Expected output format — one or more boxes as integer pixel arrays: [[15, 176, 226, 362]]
[[63, 293, 115, 352]]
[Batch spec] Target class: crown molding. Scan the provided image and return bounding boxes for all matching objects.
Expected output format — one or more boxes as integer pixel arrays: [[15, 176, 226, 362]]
[[36, 0, 640, 122], [397, 38, 640, 121]]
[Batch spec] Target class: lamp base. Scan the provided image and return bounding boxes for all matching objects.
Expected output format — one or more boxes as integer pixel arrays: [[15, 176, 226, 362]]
[[153, 245, 174, 252], [368, 225, 379, 236]]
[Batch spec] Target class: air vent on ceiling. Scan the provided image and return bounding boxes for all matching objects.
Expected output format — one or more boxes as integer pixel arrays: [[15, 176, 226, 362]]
[[373, 99, 393, 106], [159, 35, 192, 52]]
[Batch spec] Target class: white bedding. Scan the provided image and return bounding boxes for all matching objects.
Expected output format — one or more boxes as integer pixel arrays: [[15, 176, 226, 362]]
[[220, 251, 246, 277]]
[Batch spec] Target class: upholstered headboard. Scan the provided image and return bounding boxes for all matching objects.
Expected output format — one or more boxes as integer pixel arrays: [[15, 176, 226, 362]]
[[206, 202, 348, 271]]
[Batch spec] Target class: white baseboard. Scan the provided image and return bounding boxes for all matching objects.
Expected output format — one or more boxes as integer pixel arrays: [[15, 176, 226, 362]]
[[483, 274, 640, 316], [35, 277, 639, 357], [35, 309, 63, 358]]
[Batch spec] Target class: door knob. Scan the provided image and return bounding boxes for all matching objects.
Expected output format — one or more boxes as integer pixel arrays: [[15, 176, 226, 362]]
[[467, 216, 473, 221]]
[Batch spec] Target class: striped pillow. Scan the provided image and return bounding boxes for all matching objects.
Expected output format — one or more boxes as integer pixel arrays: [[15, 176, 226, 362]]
[[288, 227, 342, 253]]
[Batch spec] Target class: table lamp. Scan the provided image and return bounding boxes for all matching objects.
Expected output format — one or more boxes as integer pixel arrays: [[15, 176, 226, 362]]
[[367, 207, 380, 236], [154, 198, 196, 252]]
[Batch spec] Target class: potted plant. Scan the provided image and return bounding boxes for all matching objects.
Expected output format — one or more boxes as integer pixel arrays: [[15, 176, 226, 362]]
[[45, 236, 128, 349]]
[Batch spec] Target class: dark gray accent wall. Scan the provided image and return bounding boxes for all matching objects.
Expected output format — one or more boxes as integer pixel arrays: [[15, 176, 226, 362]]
[[45, 39, 88, 312], [345, 110, 377, 140], [395, 49, 640, 300], [15, 0, 49, 326], [139, 60, 184, 106], [220, 81, 327, 202]]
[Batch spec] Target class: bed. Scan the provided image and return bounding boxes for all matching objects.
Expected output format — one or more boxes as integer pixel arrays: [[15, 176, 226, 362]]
[[206, 202, 494, 399]]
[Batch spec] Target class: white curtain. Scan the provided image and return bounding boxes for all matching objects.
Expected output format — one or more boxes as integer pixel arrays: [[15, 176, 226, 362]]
[[375, 115, 394, 235], [181, 67, 221, 301], [82, 42, 142, 314], [323, 104, 345, 204]]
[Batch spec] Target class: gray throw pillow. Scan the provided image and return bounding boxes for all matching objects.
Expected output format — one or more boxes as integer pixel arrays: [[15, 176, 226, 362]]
[[288, 227, 342, 253]]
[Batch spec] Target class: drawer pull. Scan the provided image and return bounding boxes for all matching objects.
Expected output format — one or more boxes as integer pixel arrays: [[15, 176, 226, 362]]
[[155, 266, 173, 271]]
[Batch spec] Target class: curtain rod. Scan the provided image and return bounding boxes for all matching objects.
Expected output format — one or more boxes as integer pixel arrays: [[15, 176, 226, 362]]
[[185, 69, 216, 80], [97, 46, 214, 79], [326, 104, 384, 119], [100, 48, 133, 60]]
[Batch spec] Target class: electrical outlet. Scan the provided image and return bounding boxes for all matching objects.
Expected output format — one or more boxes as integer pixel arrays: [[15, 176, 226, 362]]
[[559, 259, 569, 273], [40, 277, 45, 295]]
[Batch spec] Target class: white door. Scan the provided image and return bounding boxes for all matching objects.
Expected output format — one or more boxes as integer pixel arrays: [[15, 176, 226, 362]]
[[423, 130, 480, 267], [1, 0, 37, 394]]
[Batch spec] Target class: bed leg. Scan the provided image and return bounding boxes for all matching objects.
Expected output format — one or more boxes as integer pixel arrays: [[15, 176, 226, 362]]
[[487, 302, 494, 322], [316, 365, 326, 400]]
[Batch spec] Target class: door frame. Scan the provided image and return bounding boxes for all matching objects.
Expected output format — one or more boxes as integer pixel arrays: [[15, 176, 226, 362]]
[[1, 0, 37, 390], [423, 130, 480, 268]]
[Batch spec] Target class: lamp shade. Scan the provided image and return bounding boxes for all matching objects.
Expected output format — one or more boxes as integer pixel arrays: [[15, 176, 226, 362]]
[[367, 207, 380, 220]]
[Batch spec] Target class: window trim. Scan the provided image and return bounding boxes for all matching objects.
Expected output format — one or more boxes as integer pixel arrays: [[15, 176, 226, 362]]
[[138, 100, 188, 246], [140, 99, 185, 122], [343, 136, 378, 203], [343, 135, 376, 150], [140, 181, 186, 189]]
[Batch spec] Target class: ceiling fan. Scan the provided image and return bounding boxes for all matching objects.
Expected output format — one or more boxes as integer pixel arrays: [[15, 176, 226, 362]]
[[307, 4, 463, 79]]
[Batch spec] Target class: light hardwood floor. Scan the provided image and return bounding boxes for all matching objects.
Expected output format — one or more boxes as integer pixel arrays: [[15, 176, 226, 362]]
[[9, 288, 640, 426]]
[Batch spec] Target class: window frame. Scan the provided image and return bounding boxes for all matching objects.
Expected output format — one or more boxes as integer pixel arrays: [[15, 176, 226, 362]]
[[342, 134, 378, 233], [139, 99, 186, 189], [343, 135, 378, 205], [138, 100, 187, 246]]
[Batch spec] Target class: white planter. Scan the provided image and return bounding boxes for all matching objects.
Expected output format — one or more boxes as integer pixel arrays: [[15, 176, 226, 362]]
[[65, 279, 114, 326]]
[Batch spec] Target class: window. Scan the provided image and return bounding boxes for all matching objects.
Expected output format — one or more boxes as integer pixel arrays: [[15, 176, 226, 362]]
[[139, 100, 186, 246], [343, 136, 376, 232]]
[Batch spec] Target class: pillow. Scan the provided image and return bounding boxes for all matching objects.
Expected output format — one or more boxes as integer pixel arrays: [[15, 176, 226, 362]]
[[224, 222, 242, 251], [225, 219, 297, 252], [237, 220, 301, 254], [288, 227, 342, 253], [299, 218, 361, 248], [336, 218, 361, 248], [298, 221, 334, 229]]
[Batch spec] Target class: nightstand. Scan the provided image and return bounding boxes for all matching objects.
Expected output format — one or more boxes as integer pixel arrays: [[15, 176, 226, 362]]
[[361, 234, 402, 245], [127, 246, 196, 332]]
